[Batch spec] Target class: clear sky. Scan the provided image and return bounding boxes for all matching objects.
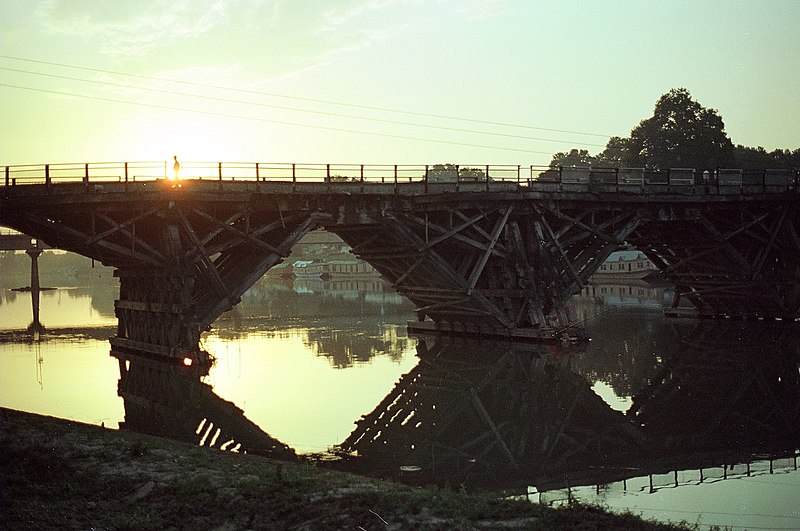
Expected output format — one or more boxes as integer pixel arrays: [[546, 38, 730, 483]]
[[1, 0, 798, 167]]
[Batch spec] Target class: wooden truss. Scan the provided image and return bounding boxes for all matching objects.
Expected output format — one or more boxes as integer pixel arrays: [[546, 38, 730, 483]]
[[332, 202, 641, 333], [629, 202, 800, 319], [1, 186, 797, 357], [9, 196, 320, 359]]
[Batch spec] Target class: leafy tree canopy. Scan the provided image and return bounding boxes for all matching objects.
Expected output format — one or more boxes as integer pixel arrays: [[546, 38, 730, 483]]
[[626, 88, 734, 170], [548, 88, 797, 170]]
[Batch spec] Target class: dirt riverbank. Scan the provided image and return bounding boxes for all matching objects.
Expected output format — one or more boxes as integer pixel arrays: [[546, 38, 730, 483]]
[[1, 407, 688, 530]]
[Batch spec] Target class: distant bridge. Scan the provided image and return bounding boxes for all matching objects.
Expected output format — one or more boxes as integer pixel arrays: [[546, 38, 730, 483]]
[[1, 161, 798, 361]]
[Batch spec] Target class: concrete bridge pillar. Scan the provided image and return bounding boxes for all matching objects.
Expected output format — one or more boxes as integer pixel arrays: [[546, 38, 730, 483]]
[[25, 247, 44, 334]]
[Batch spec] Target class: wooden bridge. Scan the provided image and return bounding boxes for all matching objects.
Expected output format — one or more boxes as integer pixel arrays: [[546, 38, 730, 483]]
[[1, 161, 798, 362]]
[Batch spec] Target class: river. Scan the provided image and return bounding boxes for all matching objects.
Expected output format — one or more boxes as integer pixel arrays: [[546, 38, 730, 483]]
[[1, 274, 798, 530]]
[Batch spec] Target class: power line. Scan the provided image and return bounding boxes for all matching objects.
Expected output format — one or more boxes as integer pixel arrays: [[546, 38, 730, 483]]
[[0, 83, 556, 156], [0, 66, 606, 149], [0, 54, 614, 139]]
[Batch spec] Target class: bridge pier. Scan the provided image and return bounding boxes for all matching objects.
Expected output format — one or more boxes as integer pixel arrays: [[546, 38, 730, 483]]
[[111, 269, 204, 361], [102, 203, 321, 363], [332, 201, 640, 339], [25, 247, 45, 334]]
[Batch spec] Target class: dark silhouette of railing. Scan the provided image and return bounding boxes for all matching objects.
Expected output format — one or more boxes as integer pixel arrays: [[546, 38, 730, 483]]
[[4, 161, 798, 195]]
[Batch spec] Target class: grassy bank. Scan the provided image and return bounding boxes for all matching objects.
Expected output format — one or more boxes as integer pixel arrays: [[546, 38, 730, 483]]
[[1, 408, 688, 530]]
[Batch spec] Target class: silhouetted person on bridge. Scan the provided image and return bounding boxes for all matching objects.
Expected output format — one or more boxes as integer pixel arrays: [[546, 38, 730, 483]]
[[173, 156, 180, 180]]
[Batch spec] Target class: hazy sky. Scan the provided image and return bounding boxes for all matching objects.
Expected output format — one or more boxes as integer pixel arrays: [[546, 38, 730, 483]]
[[1, 0, 798, 167]]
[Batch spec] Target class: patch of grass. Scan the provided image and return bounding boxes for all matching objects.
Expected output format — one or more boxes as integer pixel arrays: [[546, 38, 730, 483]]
[[1, 408, 690, 530]]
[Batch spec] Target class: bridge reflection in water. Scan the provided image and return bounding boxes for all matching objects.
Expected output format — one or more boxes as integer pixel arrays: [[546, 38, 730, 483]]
[[113, 349, 296, 460], [113, 318, 799, 495]]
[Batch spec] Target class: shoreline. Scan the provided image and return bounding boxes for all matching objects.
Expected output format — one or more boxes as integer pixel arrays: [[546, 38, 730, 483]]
[[1, 407, 685, 530]]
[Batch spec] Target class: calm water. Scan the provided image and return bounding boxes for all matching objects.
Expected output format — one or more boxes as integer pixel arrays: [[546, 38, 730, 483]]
[[1, 277, 798, 530]]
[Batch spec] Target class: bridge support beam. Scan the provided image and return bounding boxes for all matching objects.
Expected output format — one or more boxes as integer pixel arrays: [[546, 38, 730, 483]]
[[25, 247, 45, 334], [2, 179, 796, 348], [331, 202, 642, 338], [3, 189, 321, 361], [630, 203, 800, 319]]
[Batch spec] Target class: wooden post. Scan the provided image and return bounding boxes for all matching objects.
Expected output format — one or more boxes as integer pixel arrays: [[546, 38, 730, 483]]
[[218, 162, 223, 190], [255, 163, 260, 182], [558, 165, 563, 192], [485, 165, 490, 192], [45, 164, 51, 186], [4, 166, 9, 191], [124, 162, 129, 182], [292, 163, 296, 192], [395, 164, 399, 194]]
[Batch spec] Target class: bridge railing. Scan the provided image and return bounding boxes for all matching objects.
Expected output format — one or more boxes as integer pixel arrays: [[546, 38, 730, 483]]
[[526, 165, 799, 194], [3, 161, 167, 186], [3, 161, 798, 194]]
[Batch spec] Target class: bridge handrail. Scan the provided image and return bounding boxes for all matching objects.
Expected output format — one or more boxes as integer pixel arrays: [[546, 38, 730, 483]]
[[2, 161, 798, 194]]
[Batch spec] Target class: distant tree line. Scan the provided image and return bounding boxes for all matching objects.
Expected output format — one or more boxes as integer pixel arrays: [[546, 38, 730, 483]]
[[549, 88, 800, 171]]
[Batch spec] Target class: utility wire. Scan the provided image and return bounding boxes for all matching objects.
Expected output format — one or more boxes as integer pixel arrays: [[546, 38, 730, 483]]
[[0, 66, 607, 148], [0, 54, 614, 138], [0, 83, 556, 156]]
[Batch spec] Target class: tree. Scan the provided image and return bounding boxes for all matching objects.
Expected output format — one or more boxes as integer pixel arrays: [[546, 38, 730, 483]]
[[544, 88, 797, 172], [625, 88, 735, 170], [595, 136, 630, 167], [734, 146, 800, 170], [548, 149, 597, 168]]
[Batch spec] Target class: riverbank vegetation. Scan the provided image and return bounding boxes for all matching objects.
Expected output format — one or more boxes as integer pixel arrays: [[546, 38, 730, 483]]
[[0, 408, 690, 530]]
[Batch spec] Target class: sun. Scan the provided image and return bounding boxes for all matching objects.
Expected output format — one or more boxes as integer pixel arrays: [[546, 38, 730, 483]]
[[124, 111, 250, 167]]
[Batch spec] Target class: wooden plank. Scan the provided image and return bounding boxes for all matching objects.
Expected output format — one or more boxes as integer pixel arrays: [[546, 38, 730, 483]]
[[752, 207, 788, 279], [114, 300, 185, 313], [21, 213, 163, 267], [451, 207, 507, 250], [195, 215, 317, 329], [190, 207, 286, 256], [393, 254, 428, 287], [402, 212, 508, 258], [537, 212, 584, 289], [176, 208, 236, 305], [86, 206, 160, 244], [467, 206, 512, 295], [96, 212, 167, 263]]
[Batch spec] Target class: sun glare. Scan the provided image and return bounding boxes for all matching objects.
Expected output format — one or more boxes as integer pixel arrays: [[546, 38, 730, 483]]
[[125, 111, 249, 167]]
